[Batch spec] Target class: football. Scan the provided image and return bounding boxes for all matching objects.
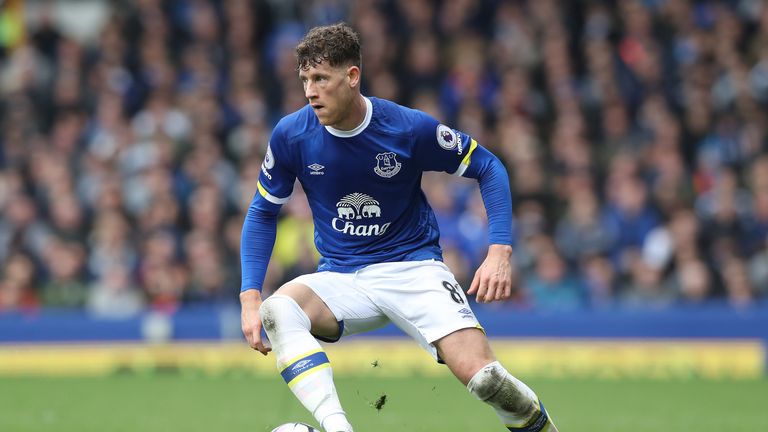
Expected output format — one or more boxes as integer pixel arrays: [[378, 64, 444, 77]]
[[270, 423, 320, 432]]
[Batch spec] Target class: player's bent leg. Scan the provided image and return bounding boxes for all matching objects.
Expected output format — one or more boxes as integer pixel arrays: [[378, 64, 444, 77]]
[[274, 282, 341, 339], [434, 327, 496, 385], [259, 286, 353, 432], [435, 328, 558, 432]]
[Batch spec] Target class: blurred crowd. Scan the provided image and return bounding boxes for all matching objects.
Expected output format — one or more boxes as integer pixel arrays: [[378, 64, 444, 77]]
[[1, 0, 767, 317]]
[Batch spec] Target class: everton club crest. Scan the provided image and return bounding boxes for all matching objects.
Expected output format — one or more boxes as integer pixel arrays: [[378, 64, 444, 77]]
[[374, 152, 401, 178]]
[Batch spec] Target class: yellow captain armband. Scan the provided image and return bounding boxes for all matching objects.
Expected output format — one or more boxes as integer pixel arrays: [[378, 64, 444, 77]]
[[257, 181, 290, 204], [452, 139, 478, 176]]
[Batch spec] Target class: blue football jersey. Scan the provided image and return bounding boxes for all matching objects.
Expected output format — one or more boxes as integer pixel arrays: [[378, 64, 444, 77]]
[[241, 96, 512, 291]]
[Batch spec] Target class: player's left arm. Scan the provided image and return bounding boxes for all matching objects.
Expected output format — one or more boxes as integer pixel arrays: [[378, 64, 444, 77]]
[[458, 145, 515, 303], [412, 112, 514, 303]]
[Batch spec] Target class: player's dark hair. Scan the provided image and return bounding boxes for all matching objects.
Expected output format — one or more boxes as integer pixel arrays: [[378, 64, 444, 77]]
[[296, 23, 361, 71]]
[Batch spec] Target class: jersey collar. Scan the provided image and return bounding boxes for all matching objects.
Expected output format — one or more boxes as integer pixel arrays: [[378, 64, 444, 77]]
[[324, 96, 372, 138]]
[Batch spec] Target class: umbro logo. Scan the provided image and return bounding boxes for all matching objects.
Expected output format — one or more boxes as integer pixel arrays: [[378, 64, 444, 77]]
[[458, 308, 474, 319], [292, 360, 312, 371], [308, 163, 325, 175]]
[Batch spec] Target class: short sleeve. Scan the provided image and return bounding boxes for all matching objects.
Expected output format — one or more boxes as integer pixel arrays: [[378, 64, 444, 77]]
[[256, 123, 296, 206], [412, 110, 478, 176]]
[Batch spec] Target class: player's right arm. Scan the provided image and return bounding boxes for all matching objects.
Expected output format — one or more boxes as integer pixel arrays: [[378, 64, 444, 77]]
[[240, 289, 270, 354], [240, 126, 296, 355]]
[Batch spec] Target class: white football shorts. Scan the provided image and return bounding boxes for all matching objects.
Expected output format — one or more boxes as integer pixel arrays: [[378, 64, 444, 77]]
[[289, 259, 482, 361]]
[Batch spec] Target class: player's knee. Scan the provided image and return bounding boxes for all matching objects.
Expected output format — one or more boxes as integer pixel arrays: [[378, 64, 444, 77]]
[[467, 361, 538, 419], [259, 294, 310, 335], [452, 358, 494, 385], [258, 296, 280, 334]]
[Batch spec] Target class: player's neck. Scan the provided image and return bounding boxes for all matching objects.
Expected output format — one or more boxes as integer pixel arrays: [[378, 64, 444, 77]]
[[330, 94, 367, 131]]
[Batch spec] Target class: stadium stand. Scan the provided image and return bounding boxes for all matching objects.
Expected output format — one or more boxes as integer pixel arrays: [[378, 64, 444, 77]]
[[1, 0, 767, 318]]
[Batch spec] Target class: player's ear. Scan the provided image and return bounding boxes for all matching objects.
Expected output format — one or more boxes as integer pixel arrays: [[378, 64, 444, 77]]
[[347, 65, 361, 89]]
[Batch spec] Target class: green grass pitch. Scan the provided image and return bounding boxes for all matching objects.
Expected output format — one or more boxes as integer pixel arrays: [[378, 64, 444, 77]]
[[1, 374, 766, 431]]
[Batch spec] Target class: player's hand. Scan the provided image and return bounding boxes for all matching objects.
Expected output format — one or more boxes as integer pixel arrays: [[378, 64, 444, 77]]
[[467, 244, 515, 303], [240, 289, 272, 355]]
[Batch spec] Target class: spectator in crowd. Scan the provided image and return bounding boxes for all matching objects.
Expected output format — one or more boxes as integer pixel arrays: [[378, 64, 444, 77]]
[[524, 247, 584, 311], [721, 256, 755, 309], [86, 263, 144, 318], [602, 174, 662, 272], [619, 253, 676, 310], [579, 254, 617, 310], [0, 252, 38, 311], [555, 187, 615, 264], [672, 258, 715, 306], [183, 231, 234, 304], [39, 239, 88, 308], [87, 209, 137, 278]]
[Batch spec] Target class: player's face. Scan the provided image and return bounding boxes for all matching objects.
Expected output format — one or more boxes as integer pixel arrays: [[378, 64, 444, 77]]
[[299, 62, 359, 129]]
